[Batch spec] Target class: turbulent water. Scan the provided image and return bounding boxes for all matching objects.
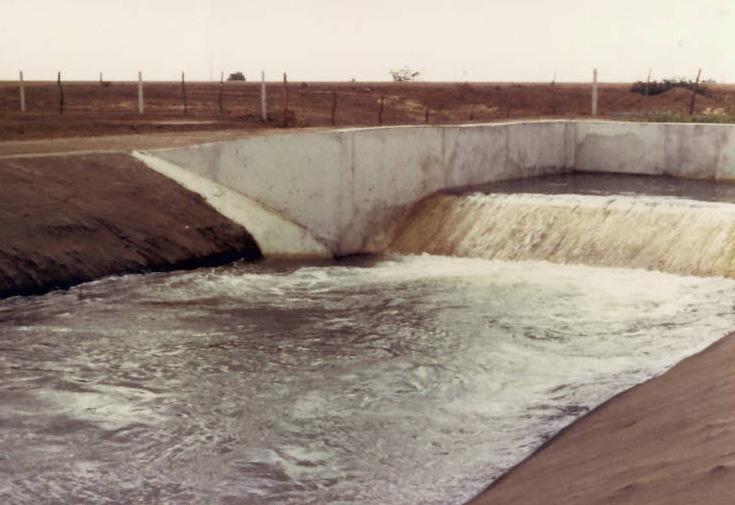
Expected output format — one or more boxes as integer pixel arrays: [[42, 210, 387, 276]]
[[390, 192, 735, 278], [2, 255, 735, 505]]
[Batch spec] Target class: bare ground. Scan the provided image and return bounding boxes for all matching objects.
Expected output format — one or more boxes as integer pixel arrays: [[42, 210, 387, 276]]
[[1, 81, 733, 142], [0, 153, 260, 298]]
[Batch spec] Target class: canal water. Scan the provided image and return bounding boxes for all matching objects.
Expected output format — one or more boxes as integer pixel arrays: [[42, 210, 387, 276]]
[[2, 254, 734, 504], [391, 174, 735, 278]]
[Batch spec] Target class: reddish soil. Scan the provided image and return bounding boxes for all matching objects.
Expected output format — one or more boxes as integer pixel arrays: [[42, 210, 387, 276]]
[[1, 81, 733, 142], [469, 332, 735, 505], [0, 153, 260, 298]]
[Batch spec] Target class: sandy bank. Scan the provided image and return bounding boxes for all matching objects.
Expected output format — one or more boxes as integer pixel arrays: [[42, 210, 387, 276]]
[[0, 152, 260, 298], [468, 331, 735, 505]]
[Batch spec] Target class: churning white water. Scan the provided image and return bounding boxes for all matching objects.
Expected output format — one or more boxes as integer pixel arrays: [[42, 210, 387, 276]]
[[1, 255, 734, 504], [390, 192, 735, 278]]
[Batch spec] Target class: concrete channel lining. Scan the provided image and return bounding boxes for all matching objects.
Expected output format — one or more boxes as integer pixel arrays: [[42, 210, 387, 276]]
[[136, 120, 735, 258], [574, 121, 735, 179]]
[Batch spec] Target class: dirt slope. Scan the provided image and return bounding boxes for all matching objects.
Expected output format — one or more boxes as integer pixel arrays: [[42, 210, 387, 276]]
[[0, 153, 260, 298], [468, 332, 735, 505]]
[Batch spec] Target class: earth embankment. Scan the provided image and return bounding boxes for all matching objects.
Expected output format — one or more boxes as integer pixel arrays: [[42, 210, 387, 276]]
[[0, 152, 260, 298]]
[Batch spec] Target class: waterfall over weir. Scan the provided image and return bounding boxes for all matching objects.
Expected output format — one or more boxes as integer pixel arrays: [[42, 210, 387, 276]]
[[389, 192, 735, 278]]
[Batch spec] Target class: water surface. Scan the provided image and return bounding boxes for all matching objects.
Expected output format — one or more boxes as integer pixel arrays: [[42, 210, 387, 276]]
[[1, 255, 734, 504], [451, 172, 735, 202]]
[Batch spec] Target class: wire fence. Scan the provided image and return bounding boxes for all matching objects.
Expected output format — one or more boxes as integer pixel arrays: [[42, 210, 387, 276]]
[[1, 75, 733, 132]]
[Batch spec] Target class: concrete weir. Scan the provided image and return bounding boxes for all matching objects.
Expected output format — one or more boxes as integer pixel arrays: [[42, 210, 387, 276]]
[[134, 120, 735, 258]]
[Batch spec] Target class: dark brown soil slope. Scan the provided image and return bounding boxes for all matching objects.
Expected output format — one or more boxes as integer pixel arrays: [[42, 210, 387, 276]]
[[469, 332, 735, 505], [0, 153, 260, 298]]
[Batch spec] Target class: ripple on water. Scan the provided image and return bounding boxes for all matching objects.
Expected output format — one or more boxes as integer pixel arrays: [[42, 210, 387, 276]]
[[1, 255, 734, 504]]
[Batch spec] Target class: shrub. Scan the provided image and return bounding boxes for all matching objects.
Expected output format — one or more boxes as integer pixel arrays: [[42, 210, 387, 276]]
[[227, 71, 246, 82], [631, 78, 713, 97], [390, 66, 420, 82]]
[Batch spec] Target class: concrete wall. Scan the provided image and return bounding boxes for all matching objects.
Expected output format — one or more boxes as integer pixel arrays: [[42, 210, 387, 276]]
[[575, 121, 735, 180], [139, 120, 735, 258], [131, 151, 330, 258], [141, 121, 574, 256]]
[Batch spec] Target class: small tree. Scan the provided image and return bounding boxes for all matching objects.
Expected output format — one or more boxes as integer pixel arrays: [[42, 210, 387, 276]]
[[390, 66, 420, 82], [227, 71, 246, 82]]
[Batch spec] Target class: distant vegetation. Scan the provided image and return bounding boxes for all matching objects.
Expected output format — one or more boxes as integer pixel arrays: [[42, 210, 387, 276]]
[[631, 77, 715, 97], [227, 71, 246, 82], [390, 66, 421, 82]]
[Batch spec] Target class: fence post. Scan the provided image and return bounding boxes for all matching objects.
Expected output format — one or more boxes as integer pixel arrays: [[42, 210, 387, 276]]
[[57, 71, 64, 114], [505, 87, 513, 119], [181, 71, 188, 115], [424, 106, 429, 124], [330, 88, 337, 126], [260, 70, 267, 122], [644, 68, 652, 97], [689, 68, 702, 116], [219, 71, 224, 114], [138, 71, 144, 114], [378, 95, 385, 125], [282, 72, 289, 127], [99, 72, 103, 86], [19, 70, 26, 112], [592, 68, 598, 116]]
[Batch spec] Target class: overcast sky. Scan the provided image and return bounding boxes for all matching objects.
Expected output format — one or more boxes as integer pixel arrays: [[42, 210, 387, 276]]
[[1, 0, 733, 82]]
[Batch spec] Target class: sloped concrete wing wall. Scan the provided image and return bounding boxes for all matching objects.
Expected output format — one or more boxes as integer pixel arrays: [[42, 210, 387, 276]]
[[144, 121, 575, 256]]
